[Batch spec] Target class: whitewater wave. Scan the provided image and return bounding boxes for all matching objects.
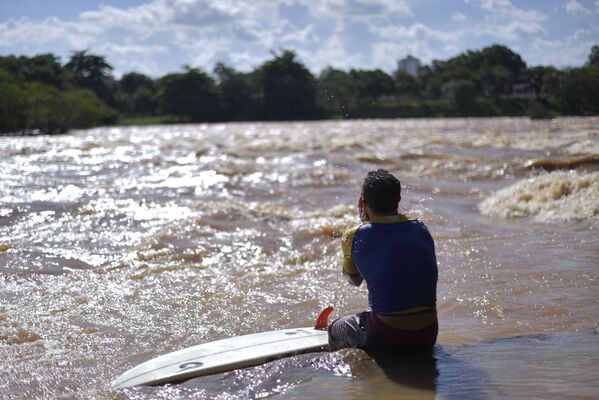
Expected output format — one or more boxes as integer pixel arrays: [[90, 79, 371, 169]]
[[478, 170, 599, 222]]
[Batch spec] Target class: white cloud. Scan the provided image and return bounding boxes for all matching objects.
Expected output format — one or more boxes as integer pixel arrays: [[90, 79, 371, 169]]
[[302, 24, 364, 71], [0, 0, 411, 74], [531, 29, 595, 67], [470, 0, 548, 42], [564, 0, 592, 15], [77, 0, 284, 44], [479, 0, 547, 23], [443, 44, 461, 54], [375, 23, 461, 44], [0, 16, 98, 48], [369, 23, 465, 69], [116, 58, 163, 77], [473, 20, 547, 41], [227, 50, 265, 72], [304, 0, 412, 18], [0, 0, 289, 75], [279, 24, 317, 44], [97, 43, 169, 55], [452, 12, 468, 22], [0, 0, 596, 75]]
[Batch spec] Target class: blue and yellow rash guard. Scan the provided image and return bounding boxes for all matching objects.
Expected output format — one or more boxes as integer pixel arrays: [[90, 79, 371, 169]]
[[342, 214, 438, 330]]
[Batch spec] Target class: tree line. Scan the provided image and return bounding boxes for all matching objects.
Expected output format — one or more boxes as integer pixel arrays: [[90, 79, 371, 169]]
[[1, 44, 598, 135]]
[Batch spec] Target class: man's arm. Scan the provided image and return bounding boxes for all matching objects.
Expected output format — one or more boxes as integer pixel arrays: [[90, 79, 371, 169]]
[[341, 225, 363, 286]]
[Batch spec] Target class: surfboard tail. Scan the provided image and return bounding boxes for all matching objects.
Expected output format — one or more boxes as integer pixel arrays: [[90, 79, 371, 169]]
[[314, 306, 334, 330]]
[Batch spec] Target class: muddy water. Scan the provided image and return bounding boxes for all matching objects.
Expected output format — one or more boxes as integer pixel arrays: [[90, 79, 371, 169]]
[[1, 117, 598, 399]]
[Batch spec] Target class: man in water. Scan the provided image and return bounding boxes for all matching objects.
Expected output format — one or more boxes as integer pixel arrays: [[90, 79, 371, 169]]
[[328, 169, 438, 353]]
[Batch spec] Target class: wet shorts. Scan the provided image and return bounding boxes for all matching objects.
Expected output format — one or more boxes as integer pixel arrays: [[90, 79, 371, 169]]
[[327, 311, 438, 353]]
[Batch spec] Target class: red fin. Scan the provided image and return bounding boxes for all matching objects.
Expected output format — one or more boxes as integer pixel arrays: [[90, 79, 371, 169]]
[[314, 306, 334, 330]]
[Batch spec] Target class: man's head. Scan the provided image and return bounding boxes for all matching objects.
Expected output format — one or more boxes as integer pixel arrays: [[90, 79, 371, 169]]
[[361, 169, 401, 215]]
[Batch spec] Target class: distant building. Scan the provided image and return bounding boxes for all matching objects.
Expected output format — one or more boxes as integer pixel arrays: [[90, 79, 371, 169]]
[[397, 55, 421, 77]]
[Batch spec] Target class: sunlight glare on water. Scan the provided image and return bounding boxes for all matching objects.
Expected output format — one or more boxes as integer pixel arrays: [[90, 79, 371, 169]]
[[0, 117, 598, 399]]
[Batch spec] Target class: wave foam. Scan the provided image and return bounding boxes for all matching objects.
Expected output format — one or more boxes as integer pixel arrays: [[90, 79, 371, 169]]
[[479, 171, 599, 222]]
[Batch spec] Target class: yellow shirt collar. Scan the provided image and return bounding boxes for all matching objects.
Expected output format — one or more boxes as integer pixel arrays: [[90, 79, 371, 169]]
[[368, 214, 413, 224]]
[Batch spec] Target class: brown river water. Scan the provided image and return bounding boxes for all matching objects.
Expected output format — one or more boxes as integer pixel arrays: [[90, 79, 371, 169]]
[[1, 117, 598, 399]]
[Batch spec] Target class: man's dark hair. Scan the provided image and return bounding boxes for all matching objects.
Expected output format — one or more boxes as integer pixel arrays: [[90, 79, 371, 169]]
[[362, 169, 401, 214]]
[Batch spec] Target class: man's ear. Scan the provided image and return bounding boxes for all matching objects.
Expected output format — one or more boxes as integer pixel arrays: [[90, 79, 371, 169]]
[[359, 195, 369, 222]]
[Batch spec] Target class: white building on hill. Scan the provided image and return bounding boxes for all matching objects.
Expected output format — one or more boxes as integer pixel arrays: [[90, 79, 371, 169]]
[[397, 55, 421, 77]]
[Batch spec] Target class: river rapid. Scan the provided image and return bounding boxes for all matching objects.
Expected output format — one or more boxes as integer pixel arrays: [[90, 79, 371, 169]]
[[1, 117, 598, 399]]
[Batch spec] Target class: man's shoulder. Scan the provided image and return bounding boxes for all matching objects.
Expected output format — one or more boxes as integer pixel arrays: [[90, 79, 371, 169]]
[[342, 224, 362, 244], [411, 218, 432, 233], [341, 224, 363, 256]]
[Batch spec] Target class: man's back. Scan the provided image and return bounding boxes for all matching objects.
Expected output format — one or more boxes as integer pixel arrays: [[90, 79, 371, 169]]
[[350, 216, 438, 314]]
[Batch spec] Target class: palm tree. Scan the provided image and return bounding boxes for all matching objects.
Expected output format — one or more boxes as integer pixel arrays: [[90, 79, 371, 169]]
[[65, 50, 114, 104]]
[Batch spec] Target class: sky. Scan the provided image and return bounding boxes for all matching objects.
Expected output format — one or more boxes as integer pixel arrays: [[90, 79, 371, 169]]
[[0, 0, 598, 77]]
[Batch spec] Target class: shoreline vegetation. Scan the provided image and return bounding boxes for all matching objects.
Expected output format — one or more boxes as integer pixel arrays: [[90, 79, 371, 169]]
[[1, 44, 598, 135]]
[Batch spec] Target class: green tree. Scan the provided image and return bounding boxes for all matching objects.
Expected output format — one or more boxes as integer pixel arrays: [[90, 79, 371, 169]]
[[22, 82, 114, 134], [0, 54, 66, 87], [393, 70, 420, 99], [442, 80, 478, 115], [23, 82, 60, 133], [554, 67, 599, 115], [214, 63, 255, 121], [349, 69, 395, 105], [480, 65, 513, 95], [479, 45, 526, 77], [428, 45, 526, 98], [116, 72, 157, 116], [65, 50, 115, 105], [255, 50, 321, 120], [59, 89, 116, 128], [120, 72, 154, 93], [521, 66, 558, 99], [0, 68, 27, 133], [418, 65, 443, 99], [317, 67, 356, 117], [587, 45, 599, 68], [158, 67, 218, 122]]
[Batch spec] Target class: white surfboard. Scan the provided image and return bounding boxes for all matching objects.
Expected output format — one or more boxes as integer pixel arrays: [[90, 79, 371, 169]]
[[112, 307, 333, 389]]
